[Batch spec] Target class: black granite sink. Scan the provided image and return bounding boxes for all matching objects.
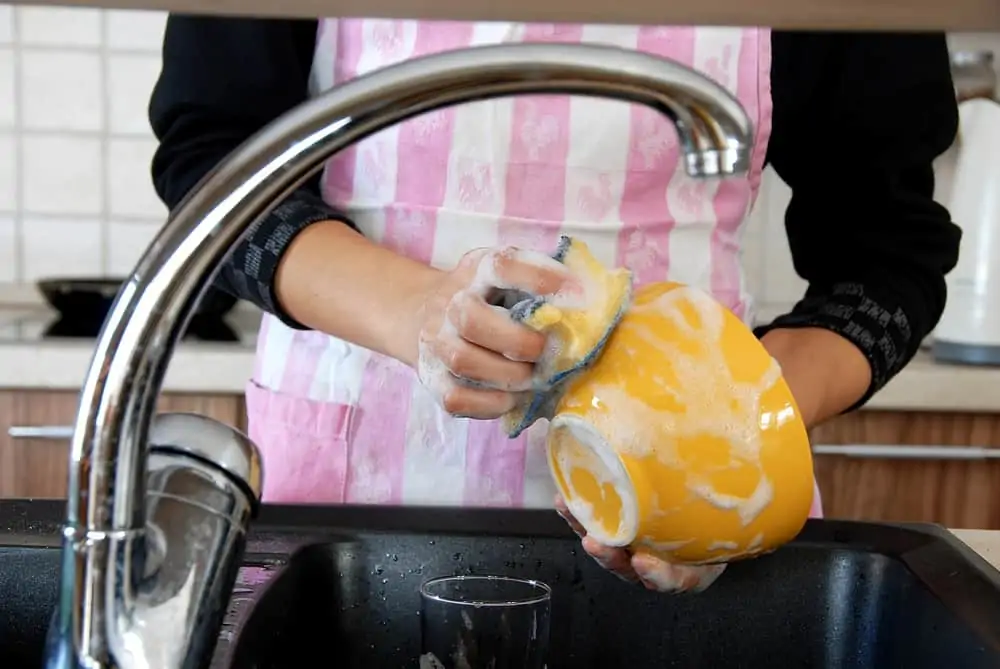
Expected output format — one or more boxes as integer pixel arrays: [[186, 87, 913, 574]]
[[3, 501, 1000, 669], [0, 545, 59, 669], [226, 507, 1000, 669]]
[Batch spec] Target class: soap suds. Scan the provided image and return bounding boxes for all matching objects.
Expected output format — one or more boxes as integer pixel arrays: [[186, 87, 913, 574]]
[[419, 653, 446, 669], [632, 555, 727, 594], [549, 415, 638, 547], [634, 537, 693, 553], [418, 291, 538, 407], [707, 540, 739, 551], [472, 246, 586, 310], [566, 285, 786, 556]]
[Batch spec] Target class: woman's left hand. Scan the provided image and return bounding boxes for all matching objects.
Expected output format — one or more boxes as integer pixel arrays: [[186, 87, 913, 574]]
[[554, 495, 726, 594]]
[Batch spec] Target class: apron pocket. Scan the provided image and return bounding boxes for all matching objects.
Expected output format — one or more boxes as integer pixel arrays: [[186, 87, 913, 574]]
[[245, 380, 354, 505], [809, 478, 824, 519]]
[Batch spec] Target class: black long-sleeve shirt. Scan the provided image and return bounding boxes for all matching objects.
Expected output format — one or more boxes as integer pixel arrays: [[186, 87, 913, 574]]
[[149, 18, 961, 407]]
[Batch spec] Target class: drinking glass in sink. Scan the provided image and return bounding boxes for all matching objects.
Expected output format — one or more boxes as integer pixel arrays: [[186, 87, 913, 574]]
[[419, 575, 551, 669]]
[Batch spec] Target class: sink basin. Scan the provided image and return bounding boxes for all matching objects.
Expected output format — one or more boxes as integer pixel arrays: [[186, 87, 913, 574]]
[[0, 546, 60, 669], [228, 506, 1000, 669], [4, 501, 1000, 669]]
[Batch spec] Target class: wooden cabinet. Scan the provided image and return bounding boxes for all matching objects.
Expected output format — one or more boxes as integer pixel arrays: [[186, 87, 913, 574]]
[[0, 389, 247, 500], [3, 391, 998, 529], [812, 411, 1000, 529]]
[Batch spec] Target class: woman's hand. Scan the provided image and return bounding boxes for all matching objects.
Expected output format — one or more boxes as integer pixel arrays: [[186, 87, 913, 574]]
[[276, 224, 580, 419], [410, 247, 581, 419], [555, 496, 726, 594]]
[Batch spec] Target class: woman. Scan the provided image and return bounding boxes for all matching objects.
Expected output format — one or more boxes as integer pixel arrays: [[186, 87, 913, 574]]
[[150, 18, 960, 591]]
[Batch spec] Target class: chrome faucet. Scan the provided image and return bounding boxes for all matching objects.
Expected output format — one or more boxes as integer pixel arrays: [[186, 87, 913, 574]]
[[44, 42, 752, 668]]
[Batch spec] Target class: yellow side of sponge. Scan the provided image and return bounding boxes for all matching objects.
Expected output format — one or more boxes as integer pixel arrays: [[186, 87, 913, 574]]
[[520, 238, 633, 378]]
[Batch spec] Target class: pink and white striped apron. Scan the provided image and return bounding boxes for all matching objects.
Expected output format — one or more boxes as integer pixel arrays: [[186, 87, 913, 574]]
[[247, 21, 824, 517]]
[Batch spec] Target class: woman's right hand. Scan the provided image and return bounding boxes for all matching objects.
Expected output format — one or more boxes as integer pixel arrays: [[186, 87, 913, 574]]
[[411, 246, 581, 419]]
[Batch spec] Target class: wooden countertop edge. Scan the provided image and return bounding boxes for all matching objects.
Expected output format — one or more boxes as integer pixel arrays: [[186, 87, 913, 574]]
[[10, 0, 1000, 31]]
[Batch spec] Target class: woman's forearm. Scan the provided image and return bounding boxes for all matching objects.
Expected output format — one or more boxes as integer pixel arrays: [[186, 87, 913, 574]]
[[275, 227, 876, 425], [274, 220, 441, 367], [760, 327, 872, 429]]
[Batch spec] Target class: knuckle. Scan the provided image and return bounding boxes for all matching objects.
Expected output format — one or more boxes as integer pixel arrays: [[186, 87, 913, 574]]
[[488, 246, 518, 278], [441, 389, 466, 416], [510, 332, 543, 362], [446, 293, 478, 338], [443, 345, 467, 375], [457, 247, 489, 273]]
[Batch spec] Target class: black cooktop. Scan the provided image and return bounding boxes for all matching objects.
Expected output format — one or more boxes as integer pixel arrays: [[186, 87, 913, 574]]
[[0, 311, 249, 345], [41, 314, 242, 342]]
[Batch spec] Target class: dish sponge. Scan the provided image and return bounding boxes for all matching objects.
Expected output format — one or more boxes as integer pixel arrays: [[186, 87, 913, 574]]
[[501, 235, 633, 438]]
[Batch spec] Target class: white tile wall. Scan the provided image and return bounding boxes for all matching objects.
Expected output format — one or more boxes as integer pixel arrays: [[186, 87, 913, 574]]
[[0, 215, 16, 282], [0, 5, 166, 282], [0, 7, 992, 304]]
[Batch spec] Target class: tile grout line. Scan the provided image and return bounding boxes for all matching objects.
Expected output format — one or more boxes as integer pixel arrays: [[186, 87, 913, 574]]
[[0, 209, 163, 225], [17, 43, 160, 57], [10, 8, 24, 283], [0, 126, 153, 139]]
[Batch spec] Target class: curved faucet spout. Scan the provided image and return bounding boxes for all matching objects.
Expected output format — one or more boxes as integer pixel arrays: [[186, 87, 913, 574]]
[[51, 42, 752, 667]]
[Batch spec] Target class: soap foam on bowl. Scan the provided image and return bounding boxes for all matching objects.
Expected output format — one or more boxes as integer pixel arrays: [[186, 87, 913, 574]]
[[544, 280, 814, 566], [548, 414, 638, 547]]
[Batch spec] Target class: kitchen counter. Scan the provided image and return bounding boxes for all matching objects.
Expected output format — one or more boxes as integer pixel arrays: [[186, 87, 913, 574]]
[[0, 284, 257, 394], [953, 529, 1000, 570], [2, 284, 1000, 409]]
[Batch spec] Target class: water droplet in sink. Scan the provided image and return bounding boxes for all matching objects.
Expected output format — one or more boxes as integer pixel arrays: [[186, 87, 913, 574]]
[[374, 565, 385, 575], [391, 554, 399, 561], [429, 540, 436, 545], [382, 578, 389, 584], [452, 553, 462, 561]]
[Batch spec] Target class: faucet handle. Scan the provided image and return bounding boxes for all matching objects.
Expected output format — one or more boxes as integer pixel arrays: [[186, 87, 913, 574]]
[[149, 412, 264, 504]]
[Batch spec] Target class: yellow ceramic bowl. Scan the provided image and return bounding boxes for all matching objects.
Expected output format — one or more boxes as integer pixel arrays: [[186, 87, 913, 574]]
[[547, 281, 814, 566]]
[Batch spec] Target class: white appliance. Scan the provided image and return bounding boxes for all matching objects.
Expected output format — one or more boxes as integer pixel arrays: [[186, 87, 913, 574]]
[[934, 98, 1000, 364]]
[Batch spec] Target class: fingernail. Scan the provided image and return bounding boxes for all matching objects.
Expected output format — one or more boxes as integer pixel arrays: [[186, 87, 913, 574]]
[[556, 509, 587, 539], [631, 553, 659, 574], [587, 550, 613, 568]]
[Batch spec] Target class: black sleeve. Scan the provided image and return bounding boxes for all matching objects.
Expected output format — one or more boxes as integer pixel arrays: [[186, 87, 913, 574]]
[[760, 31, 961, 409], [149, 15, 353, 325]]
